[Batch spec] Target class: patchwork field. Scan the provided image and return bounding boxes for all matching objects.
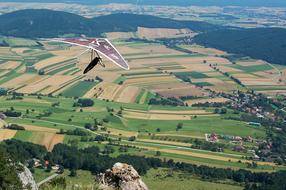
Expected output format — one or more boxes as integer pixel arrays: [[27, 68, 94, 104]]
[[1, 37, 286, 173]]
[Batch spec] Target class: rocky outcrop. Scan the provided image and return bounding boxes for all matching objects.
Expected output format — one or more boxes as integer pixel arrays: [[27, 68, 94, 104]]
[[97, 163, 148, 190], [18, 164, 38, 190]]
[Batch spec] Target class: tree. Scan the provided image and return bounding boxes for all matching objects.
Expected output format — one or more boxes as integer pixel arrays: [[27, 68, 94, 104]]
[[0, 149, 22, 189], [156, 128, 161, 132], [176, 123, 183, 131], [69, 168, 77, 177], [128, 136, 136, 141], [38, 69, 45, 75], [214, 108, 219, 114], [156, 151, 161, 156], [220, 108, 227, 114], [77, 99, 94, 107]]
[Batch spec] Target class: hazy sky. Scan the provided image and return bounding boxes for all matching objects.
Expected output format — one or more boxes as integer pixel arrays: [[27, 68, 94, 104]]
[[1, 0, 286, 7]]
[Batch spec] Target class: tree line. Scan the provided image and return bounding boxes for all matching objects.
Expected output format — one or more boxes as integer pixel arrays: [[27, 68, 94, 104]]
[[1, 139, 286, 189]]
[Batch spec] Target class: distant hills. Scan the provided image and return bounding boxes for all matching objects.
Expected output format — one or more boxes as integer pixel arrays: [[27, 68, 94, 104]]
[[0, 9, 221, 38], [194, 28, 286, 66], [2, 0, 286, 7], [1, 9, 286, 66]]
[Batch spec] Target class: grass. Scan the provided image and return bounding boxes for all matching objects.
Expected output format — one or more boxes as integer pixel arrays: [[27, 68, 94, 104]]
[[174, 71, 209, 81], [61, 170, 95, 188], [193, 82, 214, 87], [33, 168, 56, 183], [61, 81, 97, 97], [143, 168, 243, 190], [14, 130, 33, 141], [0, 37, 39, 47], [34, 169, 96, 189], [126, 117, 266, 138], [229, 64, 273, 73], [142, 151, 282, 172]]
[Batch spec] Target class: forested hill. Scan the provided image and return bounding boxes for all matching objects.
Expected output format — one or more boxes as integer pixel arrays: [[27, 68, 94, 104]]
[[194, 28, 286, 66], [0, 9, 221, 38]]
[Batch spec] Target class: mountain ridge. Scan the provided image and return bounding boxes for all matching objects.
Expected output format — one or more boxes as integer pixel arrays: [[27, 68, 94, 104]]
[[0, 9, 221, 38]]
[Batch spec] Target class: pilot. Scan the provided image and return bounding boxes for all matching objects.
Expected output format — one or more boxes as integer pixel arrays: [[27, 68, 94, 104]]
[[83, 57, 102, 74]]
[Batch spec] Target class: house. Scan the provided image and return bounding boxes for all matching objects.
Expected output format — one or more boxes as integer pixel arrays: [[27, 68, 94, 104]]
[[52, 165, 60, 170], [233, 136, 242, 141], [32, 158, 42, 168], [208, 133, 219, 142]]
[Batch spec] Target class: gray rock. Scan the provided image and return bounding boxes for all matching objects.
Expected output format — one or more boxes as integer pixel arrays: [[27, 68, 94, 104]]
[[17, 164, 38, 190], [98, 163, 148, 190]]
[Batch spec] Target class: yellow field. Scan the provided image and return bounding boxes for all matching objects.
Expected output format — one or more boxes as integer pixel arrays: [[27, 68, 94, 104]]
[[185, 97, 229, 105], [0, 70, 10, 78], [17, 75, 78, 94], [0, 61, 21, 70], [0, 129, 17, 141], [137, 27, 196, 39], [1, 74, 42, 89], [34, 56, 69, 70], [101, 127, 138, 138], [106, 32, 136, 40], [22, 124, 59, 133], [30, 132, 64, 151], [11, 48, 29, 54], [184, 44, 227, 56], [0, 47, 12, 54], [115, 85, 140, 103], [107, 27, 195, 40]]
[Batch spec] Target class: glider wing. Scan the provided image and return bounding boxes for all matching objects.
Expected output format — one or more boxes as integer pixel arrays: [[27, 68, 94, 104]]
[[50, 38, 129, 70]]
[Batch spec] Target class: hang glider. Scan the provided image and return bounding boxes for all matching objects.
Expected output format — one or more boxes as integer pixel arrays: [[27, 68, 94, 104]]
[[49, 38, 129, 73]]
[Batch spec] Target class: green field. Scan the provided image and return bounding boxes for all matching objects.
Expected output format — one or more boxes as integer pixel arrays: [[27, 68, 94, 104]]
[[193, 82, 214, 87], [14, 130, 33, 141], [0, 37, 39, 47], [0, 95, 271, 173], [229, 64, 273, 73], [174, 71, 209, 81], [143, 169, 243, 190], [61, 81, 97, 97]]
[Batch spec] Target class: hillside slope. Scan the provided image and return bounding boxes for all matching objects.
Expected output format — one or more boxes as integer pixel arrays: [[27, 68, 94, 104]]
[[194, 28, 286, 65], [0, 9, 221, 38]]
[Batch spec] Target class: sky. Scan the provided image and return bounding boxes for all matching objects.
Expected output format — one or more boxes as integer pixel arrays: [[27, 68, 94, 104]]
[[1, 0, 286, 7]]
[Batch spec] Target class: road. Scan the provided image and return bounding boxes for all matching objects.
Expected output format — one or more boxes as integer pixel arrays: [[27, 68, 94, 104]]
[[37, 173, 58, 187]]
